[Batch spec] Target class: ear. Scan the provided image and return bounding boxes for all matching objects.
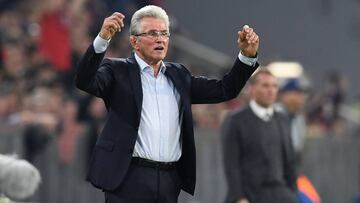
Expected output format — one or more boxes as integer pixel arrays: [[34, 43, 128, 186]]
[[130, 36, 138, 50]]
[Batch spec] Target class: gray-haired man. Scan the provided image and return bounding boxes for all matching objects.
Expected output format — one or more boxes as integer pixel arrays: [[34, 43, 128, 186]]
[[75, 5, 260, 203]]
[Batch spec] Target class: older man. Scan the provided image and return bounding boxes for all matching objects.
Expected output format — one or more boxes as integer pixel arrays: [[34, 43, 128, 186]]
[[76, 5, 259, 203]]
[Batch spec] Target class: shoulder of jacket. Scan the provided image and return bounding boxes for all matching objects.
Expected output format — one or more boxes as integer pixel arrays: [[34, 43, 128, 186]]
[[164, 61, 181, 67], [165, 62, 190, 73], [100, 57, 130, 71], [274, 111, 288, 120], [105, 57, 128, 64], [226, 106, 252, 120]]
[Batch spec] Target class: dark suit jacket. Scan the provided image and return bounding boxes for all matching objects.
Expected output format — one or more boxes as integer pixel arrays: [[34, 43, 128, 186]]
[[222, 106, 297, 203], [75, 45, 258, 195]]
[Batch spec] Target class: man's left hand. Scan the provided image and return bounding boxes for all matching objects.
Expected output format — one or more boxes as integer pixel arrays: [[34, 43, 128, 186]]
[[238, 25, 259, 57]]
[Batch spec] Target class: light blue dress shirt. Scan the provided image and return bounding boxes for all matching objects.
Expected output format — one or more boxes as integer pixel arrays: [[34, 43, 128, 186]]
[[132, 53, 182, 162]]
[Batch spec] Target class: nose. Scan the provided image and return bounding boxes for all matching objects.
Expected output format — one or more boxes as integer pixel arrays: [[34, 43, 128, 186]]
[[155, 36, 167, 43], [155, 35, 168, 40]]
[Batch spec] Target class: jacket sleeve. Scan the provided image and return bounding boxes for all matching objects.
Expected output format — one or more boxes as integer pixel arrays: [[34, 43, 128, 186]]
[[75, 44, 115, 98], [190, 58, 258, 104], [221, 113, 246, 202]]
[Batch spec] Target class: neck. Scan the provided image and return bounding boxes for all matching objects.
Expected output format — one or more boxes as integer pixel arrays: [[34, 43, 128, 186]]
[[149, 61, 162, 74], [254, 100, 272, 109], [135, 52, 162, 77]]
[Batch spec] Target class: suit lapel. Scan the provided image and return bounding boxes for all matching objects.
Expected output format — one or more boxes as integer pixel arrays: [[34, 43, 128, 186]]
[[248, 107, 270, 162], [125, 59, 189, 122], [274, 113, 293, 163], [126, 55, 143, 118], [164, 64, 189, 108], [258, 119, 272, 163]]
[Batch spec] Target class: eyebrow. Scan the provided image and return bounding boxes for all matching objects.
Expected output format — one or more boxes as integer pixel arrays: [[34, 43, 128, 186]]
[[145, 29, 168, 32]]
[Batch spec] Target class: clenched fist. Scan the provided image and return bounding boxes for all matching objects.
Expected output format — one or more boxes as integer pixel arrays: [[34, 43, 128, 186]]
[[99, 12, 125, 40], [237, 25, 259, 58]]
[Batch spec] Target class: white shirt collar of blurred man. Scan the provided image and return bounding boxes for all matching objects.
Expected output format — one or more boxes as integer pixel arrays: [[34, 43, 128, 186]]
[[249, 100, 274, 122]]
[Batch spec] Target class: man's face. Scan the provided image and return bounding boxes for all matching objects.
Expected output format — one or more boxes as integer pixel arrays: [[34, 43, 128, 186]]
[[251, 73, 278, 108], [281, 91, 306, 113], [130, 17, 169, 65]]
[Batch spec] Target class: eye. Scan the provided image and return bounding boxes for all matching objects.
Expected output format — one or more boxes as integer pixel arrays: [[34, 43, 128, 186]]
[[161, 32, 169, 37], [148, 31, 158, 37]]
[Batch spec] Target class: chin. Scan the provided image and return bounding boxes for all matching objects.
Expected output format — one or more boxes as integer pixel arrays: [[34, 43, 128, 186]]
[[152, 51, 167, 58], [154, 56, 166, 62]]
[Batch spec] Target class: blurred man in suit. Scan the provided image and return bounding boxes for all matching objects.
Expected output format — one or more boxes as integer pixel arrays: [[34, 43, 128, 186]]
[[222, 70, 297, 203], [75, 5, 259, 203], [276, 78, 307, 167]]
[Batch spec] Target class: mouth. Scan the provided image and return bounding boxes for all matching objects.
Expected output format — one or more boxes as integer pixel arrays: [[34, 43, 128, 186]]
[[154, 46, 164, 51]]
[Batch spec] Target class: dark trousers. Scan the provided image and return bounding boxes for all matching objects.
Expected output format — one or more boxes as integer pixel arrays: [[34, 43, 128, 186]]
[[255, 185, 298, 203], [104, 163, 181, 203]]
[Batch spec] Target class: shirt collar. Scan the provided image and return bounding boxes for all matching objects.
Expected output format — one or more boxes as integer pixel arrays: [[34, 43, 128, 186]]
[[249, 100, 274, 121], [134, 52, 166, 73]]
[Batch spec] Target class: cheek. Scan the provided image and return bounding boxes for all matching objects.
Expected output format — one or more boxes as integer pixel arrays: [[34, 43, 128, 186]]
[[133, 42, 141, 51], [273, 89, 279, 96], [268, 87, 277, 95], [136, 39, 151, 50]]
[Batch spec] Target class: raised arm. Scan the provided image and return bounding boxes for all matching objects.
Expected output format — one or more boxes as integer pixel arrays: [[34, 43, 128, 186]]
[[75, 12, 125, 98], [191, 25, 259, 104]]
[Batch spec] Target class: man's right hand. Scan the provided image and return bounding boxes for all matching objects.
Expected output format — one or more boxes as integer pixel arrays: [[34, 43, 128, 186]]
[[99, 12, 125, 40], [237, 25, 259, 58], [237, 198, 250, 203]]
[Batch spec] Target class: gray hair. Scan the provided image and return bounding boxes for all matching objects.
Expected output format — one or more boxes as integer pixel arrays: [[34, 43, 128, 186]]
[[130, 5, 170, 35]]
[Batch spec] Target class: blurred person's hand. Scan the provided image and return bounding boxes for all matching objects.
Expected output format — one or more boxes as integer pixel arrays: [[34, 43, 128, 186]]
[[35, 113, 58, 132], [19, 110, 36, 124], [238, 25, 259, 57], [19, 111, 58, 132], [99, 12, 125, 40], [237, 198, 250, 203]]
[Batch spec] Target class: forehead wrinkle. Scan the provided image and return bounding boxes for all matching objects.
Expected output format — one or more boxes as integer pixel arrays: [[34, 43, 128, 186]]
[[139, 18, 167, 32]]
